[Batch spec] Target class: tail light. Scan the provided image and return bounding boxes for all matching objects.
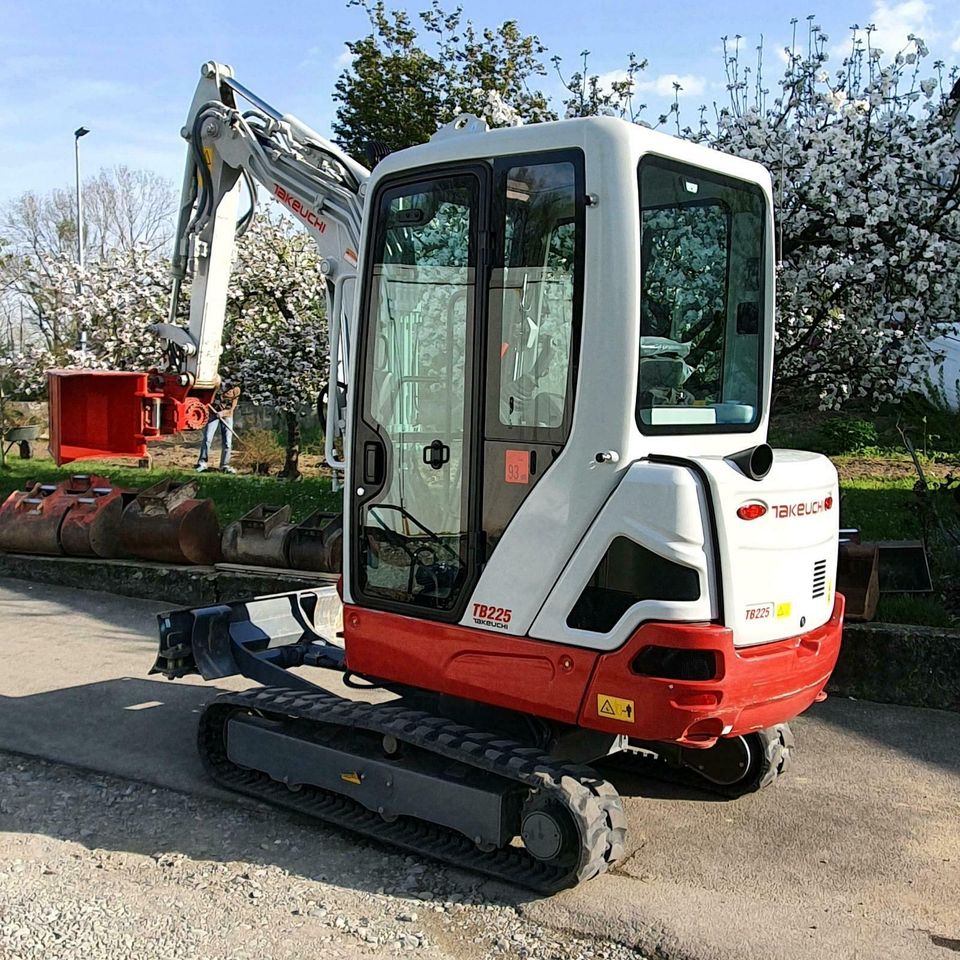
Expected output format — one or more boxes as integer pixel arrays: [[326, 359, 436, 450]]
[[737, 501, 767, 521]]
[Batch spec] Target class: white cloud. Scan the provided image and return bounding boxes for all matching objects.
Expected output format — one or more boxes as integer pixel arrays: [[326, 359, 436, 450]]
[[636, 74, 707, 98], [832, 1, 935, 59], [587, 69, 706, 101], [952, 32, 960, 52], [593, 69, 631, 90], [869, 0, 934, 52], [299, 45, 353, 72]]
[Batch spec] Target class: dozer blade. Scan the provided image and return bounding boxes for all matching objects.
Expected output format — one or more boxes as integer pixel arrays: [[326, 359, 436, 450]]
[[48, 370, 154, 465], [151, 587, 344, 681]]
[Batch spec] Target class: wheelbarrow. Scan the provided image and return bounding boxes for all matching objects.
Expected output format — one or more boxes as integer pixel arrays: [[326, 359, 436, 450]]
[[3, 424, 40, 460]]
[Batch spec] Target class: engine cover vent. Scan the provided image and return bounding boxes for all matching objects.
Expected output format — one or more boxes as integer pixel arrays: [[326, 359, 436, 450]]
[[812, 559, 827, 599]]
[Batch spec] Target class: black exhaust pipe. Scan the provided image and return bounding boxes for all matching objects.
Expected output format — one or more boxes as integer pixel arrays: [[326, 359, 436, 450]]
[[726, 443, 774, 481]]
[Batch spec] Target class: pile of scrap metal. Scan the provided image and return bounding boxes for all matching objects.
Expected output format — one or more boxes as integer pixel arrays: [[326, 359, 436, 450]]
[[0, 475, 342, 574], [836, 528, 932, 622]]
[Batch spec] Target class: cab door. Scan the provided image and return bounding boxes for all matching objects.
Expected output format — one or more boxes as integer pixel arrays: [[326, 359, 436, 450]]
[[350, 168, 487, 619]]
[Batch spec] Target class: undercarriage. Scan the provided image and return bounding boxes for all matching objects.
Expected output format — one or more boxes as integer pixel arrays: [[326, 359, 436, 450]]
[[153, 589, 798, 890]]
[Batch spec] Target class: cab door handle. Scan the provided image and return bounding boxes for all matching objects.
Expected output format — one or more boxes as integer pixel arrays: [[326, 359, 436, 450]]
[[363, 440, 385, 485], [422, 440, 450, 470]]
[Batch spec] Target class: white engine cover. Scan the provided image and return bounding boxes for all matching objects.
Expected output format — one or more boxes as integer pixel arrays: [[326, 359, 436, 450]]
[[691, 450, 839, 646], [529, 461, 716, 651], [528, 450, 838, 651]]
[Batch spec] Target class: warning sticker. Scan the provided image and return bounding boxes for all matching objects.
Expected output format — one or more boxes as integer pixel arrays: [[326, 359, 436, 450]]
[[596, 695, 635, 723], [504, 449, 530, 484], [775, 602, 792, 619]]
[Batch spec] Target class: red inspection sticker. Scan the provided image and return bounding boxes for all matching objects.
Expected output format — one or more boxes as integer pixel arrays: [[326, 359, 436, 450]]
[[504, 449, 530, 484]]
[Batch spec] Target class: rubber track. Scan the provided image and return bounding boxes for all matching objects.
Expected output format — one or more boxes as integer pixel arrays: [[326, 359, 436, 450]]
[[198, 687, 627, 892], [613, 725, 794, 799]]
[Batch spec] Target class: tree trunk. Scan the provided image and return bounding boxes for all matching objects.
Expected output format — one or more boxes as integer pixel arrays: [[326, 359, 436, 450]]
[[280, 410, 302, 481]]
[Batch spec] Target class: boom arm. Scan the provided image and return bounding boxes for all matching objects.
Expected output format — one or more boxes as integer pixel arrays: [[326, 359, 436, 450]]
[[154, 61, 369, 468], [47, 61, 369, 467]]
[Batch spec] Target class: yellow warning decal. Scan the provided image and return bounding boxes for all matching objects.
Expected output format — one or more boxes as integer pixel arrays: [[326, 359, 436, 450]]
[[596, 695, 634, 723], [340, 771, 362, 785], [775, 602, 792, 619]]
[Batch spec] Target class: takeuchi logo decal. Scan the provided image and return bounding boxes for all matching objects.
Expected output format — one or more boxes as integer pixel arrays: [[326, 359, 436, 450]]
[[771, 496, 834, 519], [274, 184, 327, 233]]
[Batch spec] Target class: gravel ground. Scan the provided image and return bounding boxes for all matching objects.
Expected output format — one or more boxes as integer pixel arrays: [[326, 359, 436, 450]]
[[0, 752, 645, 960]]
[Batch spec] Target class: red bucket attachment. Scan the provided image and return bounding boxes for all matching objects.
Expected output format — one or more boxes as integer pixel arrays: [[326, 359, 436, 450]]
[[47, 370, 214, 466], [48, 371, 153, 465]]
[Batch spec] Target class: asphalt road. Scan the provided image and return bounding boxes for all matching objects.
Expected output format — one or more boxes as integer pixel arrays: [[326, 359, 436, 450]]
[[0, 577, 957, 960]]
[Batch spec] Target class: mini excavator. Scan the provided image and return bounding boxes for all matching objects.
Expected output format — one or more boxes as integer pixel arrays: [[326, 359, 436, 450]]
[[50, 63, 844, 890]]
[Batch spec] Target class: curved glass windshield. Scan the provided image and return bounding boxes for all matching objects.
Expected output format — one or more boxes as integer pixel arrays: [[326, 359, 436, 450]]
[[637, 156, 765, 433]]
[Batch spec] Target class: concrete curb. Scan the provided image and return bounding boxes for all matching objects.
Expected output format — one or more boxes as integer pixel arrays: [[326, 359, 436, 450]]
[[0, 551, 957, 713], [0, 553, 331, 607], [828, 621, 960, 712]]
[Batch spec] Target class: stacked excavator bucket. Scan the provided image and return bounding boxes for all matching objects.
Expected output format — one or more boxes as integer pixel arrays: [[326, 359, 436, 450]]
[[287, 510, 343, 574], [221, 504, 296, 566], [221, 505, 342, 573], [0, 475, 220, 564], [0, 475, 116, 555], [59, 483, 135, 558], [118, 479, 220, 565]]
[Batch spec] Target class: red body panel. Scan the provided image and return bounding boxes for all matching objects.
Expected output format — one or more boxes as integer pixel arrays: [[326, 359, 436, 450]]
[[342, 596, 845, 744], [47, 370, 213, 466], [343, 606, 598, 725], [580, 595, 844, 745]]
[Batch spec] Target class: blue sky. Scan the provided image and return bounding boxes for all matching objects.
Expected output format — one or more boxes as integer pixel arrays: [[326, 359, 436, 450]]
[[1, 0, 958, 208]]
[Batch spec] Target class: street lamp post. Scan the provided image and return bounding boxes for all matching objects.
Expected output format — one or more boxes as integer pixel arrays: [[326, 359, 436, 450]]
[[73, 127, 89, 271]]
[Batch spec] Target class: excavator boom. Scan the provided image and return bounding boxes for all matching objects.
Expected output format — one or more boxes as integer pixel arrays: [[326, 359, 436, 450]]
[[48, 61, 368, 467]]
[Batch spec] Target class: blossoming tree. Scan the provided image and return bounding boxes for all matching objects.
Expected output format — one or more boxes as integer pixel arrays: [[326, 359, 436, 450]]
[[222, 216, 328, 479], [692, 24, 960, 408], [0, 214, 328, 476]]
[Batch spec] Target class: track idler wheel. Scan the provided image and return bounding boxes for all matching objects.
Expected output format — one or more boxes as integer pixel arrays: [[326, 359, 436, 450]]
[[678, 723, 794, 797]]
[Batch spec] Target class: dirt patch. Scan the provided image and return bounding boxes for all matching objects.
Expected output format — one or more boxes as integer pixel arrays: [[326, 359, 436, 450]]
[[834, 455, 960, 484]]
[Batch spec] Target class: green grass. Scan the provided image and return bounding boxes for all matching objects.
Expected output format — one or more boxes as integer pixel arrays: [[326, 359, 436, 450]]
[[839, 478, 920, 541], [0, 457, 341, 525], [873, 593, 953, 628], [840, 475, 958, 628]]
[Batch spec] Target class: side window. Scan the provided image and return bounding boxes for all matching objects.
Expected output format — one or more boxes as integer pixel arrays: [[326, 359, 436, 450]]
[[488, 161, 579, 439]]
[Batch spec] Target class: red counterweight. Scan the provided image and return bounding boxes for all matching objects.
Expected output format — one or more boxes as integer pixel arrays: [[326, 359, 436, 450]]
[[47, 369, 214, 465]]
